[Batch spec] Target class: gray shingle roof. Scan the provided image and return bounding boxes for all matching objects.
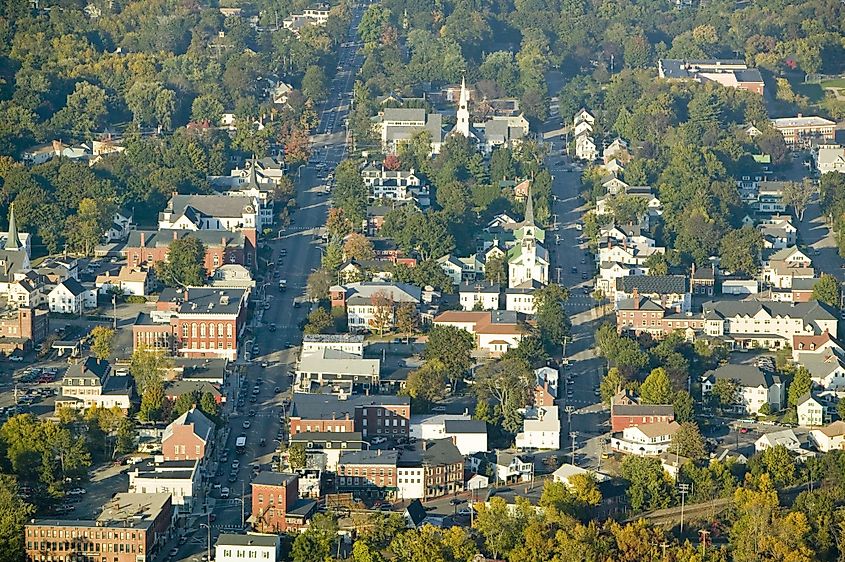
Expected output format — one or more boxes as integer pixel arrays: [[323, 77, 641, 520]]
[[252, 472, 298, 486], [701, 300, 836, 323], [703, 364, 778, 389], [167, 194, 254, 219], [338, 450, 398, 466], [617, 275, 688, 294], [127, 229, 244, 249], [291, 393, 408, 420], [444, 419, 487, 434], [159, 287, 246, 315]]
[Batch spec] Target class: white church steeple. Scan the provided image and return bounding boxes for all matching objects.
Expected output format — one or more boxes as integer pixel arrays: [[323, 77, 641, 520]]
[[455, 76, 470, 138]]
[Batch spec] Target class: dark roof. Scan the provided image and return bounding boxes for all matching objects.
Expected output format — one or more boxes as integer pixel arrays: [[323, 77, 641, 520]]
[[102, 375, 132, 395], [616, 297, 664, 311], [616, 275, 688, 295], [444, 419, 487, 434], [251, 472, 297, 486], [459, 280, 500, 294], [166, 194, 254, 219], [400, 438, 463, 466], [735, 68, 764, 83], [59, 277, 87, 297], [612, 404, 674, 417], [165, 379, 221, 398], [158, 287, 246, 315], [405, 499, 427, 527], [338, 450, 398, 466], [703, 364, 778, 389], [291, 393, 409, 421], [65, 357, 110, 382], [701, 300, 837, 323], [127, 229, 244, 249], [216, 534, 278, 548]]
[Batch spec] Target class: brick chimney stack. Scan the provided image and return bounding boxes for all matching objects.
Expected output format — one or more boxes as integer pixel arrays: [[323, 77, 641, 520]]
[[140, 232, 145, 247], [633, 287, 639, 309]]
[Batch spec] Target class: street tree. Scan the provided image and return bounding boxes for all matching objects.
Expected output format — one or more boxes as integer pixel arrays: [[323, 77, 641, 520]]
[[639, 367, 673, 404], [599, 367, 625, 405], [782, 178, 815, 221], [710, 378, 738, 412], [288, 442, 307, 470], [301, 66, 328, 101], [291, 514, 337, 562], [484, 255, 507, 285], [673, 390, 695, 422], [282, 127, 312, 165], [0, 475, 34, 562], [533, 283, 570, 353], [620, 455, 675, 512], [425, 325, 474, 391], [154, 236, 206, 287], [788, 366, 813, 407], [306, 268, 334, 301], [89, 326, 115, 361], [326, 207, 353, 243], [139, 382, 167, 422], [304, 308, 333, 334]]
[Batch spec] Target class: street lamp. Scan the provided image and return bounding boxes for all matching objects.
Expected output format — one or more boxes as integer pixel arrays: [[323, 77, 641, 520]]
[[199, 512, 211, 562]]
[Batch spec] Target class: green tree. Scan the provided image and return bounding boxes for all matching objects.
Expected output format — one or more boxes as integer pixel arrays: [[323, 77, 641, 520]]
[[473, 357, 533, 433], [304, 308, 333, 334], [199, 392, 220, 421], [307, 268, 334, 300], [533, 284, 570, 353], [301, 65, 328, 102], [52, 81, 108, 136], [139, 382, 167, 422], [191, 94, 224, 123], [358, 4, 390, 45], [154, 236, 206, 287], [291, 514, 337, 562], [720, 226, 763, 275], [395, 302, 419, 342], [672, 421, 706, 459], [333, 160, 369, 227], [620, 455, 675, 512], [288, 442, 307, 470], [639, 367, 673, 404], [130, 344, 173, 394], [0, 475, 35, 562], [643, 252, 669, 276], [473, 496, 530, 559], [404, 360, 448, 404], [782, 179, 815, 222], [788, 366, 813, 408], [89, 326, 115, 361], [673, 390, 695, 423], [66, 197, 115, 256], [812, 274, 840, 307], [425, 325, 474, 391], [600, 367, 625, 405], [484, 255, 507, 285], [172, 391, 200, 419], [710, 378, 738, 411]]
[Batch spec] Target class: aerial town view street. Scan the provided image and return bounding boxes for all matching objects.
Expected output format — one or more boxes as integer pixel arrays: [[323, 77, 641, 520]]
[[1, 0, 845, 560]]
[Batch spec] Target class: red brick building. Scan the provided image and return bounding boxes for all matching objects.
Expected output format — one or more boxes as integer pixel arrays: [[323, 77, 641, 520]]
[[337, 450, 399, 497], [610, 393, 675, 432], [126, 230, 249, 275], [132, 287, 248, 361], [162, 407, 215, 462], [289, 394, 411, 437], [251, 472, 314, 532], [25, 493, 173, 562], [0, 307, 49, 353]]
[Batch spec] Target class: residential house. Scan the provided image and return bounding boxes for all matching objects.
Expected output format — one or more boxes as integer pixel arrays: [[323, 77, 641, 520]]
[[164, 379, 223, 405], [161, 407, 215, 462], [495, 451, 534, 483], [433, 310, 530, 356], [437, 254, 484, 285], [211, 264, 255, 290], [794, 341, 845, 390], [104, 208, 134, 242], [658, 59, 765, 95], [330, 281, 422, 333], [515, 406, 561, 450], [215, 534, 280, 562], [755, 429, 801, 453], [818, 145, 845, 175], [771, 115, 836, 147], [6, 271, 47, 309], [614, 275, 691, 313], [410, 414, 488, 455], [610, 393, 675, 432], [361, 164, 430, 206], [552, 464, 609, 488], [24, 493, 174, 562], [48, 278, 92, 315], [533, 366, 560, 406], [753, 181, 788, 214], [397, 438, 465, 500], [759, 216, 798, 250], [701, 364, 785, 415], [132, 287, 248, 361], [505, 279, 544, 314], [573, 108, 595, 129], [809, 421, 845, 452], [56, 357, 132, 411], [575, 134, 597, 161], [797, 392, 826, 427], [251, 472, 315, 532], [96, 266, 152, 297], [459, 280, 501, 311], [611, 421, 681, 456], [603, 138, 632, 165], [300, 334, 366, 357], [763, 246, 814, 289], [690, 264, 716, 297], [601, 174, 629, 195]]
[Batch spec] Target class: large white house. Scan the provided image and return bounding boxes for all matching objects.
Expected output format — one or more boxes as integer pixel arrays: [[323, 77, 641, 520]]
[[216, 534, 280, 562], [48, 278, 94, 315], [610, 421, 680, 456], [128, 458, 201, 514], [810, 421, 845, 452], [701, 364, 785, 415], [361, 164, 430, 206], [515, 406, 561, 450], [56, 357, 133, 411]]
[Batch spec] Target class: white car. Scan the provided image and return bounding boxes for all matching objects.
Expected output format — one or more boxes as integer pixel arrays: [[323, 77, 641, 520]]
[[220, 487, 230, 499], [371, 437, 387, 445]]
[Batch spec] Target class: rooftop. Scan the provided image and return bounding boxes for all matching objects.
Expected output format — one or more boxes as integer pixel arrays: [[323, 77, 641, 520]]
[[291, 393, 408, 421], [251, 472, 298, 486], [216, 534, 278, 548]]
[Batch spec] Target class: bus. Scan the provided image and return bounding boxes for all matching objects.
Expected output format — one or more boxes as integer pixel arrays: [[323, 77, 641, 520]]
[[235, 435, 247, 455]]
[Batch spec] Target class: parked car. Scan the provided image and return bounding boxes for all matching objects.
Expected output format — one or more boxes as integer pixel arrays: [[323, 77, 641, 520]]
[[220, 487, 230, 499], [242, 420, 251, 429], [371, 437, 387, 445]]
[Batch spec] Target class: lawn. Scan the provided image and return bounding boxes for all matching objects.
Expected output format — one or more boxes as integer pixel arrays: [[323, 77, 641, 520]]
[[820, 78, 845, 89]]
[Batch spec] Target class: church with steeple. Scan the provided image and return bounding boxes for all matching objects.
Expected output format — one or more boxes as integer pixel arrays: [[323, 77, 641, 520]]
[[507, 187, 549, 288], [0, 204, 34, 293]]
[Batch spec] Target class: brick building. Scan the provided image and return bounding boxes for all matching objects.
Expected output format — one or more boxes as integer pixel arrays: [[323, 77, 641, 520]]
[[251, 472, 315, 532], [610, 395, 675, 432], [126, 229, 249, 275], [337, 450, 399, 498], [0, 306, 48, 353], [131, 287, 248, 360], [25, 493, 174, 562], [288, 394, 411, 439], [162, 407, 215, 462]]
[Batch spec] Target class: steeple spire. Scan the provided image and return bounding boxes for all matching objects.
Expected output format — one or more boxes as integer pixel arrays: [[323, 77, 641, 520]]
[[5, 203, 21, 251], [455, 76, 470, 138], [524, 181, 535, 227]]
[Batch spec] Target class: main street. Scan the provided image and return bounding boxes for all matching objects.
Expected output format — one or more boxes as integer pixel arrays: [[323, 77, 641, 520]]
[[171, 7, 368, 560]]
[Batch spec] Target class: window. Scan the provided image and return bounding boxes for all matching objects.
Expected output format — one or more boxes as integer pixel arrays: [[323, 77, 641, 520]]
[[200, 323, 206, 337], [191, 324, 197, 338]]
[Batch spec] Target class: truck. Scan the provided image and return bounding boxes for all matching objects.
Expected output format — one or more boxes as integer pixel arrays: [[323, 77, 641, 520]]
[[235, 435, 247, 454], [278, 279, 287, 291]]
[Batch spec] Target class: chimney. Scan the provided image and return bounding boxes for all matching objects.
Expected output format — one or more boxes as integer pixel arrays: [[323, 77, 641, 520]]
[[140, 232, 146, 247], [183, 289, 189, 301], [173, 231, 178, 240], [222, 236, 227, 248], [633, 287, 639, 309]]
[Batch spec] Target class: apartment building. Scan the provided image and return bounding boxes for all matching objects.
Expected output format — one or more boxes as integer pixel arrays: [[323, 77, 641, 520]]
[[288, 394, 411, 439], [126, 230, 248, 274]]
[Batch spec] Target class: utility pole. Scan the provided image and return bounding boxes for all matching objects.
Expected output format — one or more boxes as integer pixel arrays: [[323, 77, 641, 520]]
[[241, 481, 246, 527], [565, 405, 574, 437], [678, 483, 690, 535], [569, 431, 578, 466], [699, 529, 711, 558]]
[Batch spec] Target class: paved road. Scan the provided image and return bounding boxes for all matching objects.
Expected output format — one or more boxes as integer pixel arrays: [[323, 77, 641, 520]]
[[170, 7, 368, 562]]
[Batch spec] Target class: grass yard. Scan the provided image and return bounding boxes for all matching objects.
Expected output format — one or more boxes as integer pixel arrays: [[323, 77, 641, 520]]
[[820, 78, 845, 88]]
